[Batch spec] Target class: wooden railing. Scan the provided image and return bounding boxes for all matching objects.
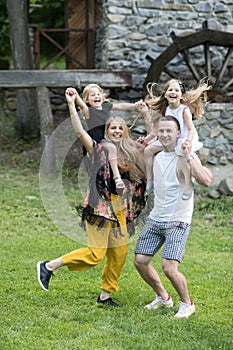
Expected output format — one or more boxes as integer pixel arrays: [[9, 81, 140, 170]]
[[31, 27, 95, 70], [0, 69, 132, 89]]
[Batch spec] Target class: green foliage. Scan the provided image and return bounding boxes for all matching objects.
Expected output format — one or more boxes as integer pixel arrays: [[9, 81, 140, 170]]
[[0, 0, 11, 58], [194, 194, 233, 227], [29, 0, 66, 64], [0, 0, 65, 61], [29, 0, 65, 28]]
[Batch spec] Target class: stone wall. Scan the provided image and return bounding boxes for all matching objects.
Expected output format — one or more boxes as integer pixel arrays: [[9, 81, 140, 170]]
[[95, 0, 233, 97], [196, 104, 233, 187], [94, 0, 233, 183]]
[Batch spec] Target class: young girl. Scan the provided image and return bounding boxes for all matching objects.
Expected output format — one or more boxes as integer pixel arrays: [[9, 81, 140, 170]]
[[74, 83, 146, 190], [144, 79, 211, 199]]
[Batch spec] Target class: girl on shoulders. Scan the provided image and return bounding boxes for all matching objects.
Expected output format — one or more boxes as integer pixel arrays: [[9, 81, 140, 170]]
[[143, 78, 211, 200]]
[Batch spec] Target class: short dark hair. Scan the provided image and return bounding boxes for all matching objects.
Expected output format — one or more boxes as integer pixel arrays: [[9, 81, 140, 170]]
[[160, 115, 180, 130]]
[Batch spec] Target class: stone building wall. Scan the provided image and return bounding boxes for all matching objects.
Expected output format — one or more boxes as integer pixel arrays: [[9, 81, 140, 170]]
[[194, 103, 233, 186], [94, 0, 233, 181], [95, 0, 233, 96]]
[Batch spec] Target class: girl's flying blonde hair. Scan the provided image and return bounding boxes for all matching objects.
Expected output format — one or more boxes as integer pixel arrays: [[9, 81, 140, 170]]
[[145, 78, 211, 119]]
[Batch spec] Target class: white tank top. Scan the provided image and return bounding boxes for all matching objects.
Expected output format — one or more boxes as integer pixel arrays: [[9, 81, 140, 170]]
[[149, 151, 193, 223]]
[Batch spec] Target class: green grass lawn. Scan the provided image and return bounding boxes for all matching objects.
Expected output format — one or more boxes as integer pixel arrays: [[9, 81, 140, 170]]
[[1, 147, 233, 350]]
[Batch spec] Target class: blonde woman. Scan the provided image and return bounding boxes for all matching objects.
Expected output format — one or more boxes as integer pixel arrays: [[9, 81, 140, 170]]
[[37, 88, 146, 307]]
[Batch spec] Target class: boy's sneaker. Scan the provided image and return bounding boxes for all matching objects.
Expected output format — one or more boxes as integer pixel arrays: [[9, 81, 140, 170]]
[[144, 295, 173, 310], [174, 300, 195, 319], [37, 261, 54, 291]]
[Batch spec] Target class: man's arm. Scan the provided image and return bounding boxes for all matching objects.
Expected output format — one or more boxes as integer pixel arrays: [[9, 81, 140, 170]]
[[182, 140, 213, 187], [187, 154, 212, 187]]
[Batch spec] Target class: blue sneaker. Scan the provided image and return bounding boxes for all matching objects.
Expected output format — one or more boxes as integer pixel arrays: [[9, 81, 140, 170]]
[[37, 261, 54, 291]]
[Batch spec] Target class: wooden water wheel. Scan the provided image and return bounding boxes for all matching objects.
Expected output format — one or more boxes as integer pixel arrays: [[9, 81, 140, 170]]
[[145, 21, 233, 102]]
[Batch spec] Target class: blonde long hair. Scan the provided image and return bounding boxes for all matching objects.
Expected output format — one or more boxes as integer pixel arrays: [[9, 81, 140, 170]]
[[104, 116, 145, 181], [146, 78, 211, 119]]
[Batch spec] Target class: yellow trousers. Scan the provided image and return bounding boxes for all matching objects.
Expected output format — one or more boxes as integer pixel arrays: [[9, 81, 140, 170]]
[[62, 194, 128, 293]]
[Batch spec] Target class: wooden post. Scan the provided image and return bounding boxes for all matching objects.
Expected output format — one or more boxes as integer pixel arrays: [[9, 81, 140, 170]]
[[37, 86, 57, 175], [7, 0, 40, 139]]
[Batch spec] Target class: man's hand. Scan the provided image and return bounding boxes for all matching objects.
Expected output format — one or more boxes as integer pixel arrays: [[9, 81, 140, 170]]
[[182, 139, 192, 160]]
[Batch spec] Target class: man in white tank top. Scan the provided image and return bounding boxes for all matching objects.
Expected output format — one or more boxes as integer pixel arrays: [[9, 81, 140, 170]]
[[134, 116, 212, 319]]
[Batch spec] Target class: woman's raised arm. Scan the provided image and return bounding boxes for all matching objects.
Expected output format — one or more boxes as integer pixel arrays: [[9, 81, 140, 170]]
[[65, 88, 93, 152]]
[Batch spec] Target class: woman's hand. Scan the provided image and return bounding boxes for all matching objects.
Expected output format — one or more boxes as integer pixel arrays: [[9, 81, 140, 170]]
[[135, 100, 148, 113], [135, 137, 146, 151], [65, 87, 77, 104]]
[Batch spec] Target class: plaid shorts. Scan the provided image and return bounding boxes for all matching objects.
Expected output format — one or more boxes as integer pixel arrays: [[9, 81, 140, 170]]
[[135, 217, 190, 262]]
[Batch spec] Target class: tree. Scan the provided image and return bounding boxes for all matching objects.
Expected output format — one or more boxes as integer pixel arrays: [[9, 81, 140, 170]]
[[29, 0, 65, 29], [7, 0, 40, 140]]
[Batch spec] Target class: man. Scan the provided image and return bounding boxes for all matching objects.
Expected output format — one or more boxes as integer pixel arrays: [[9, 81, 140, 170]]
[[134, 115, 212, 318]]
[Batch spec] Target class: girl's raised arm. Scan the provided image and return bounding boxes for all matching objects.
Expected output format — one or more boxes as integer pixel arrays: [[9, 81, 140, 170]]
[[75, 91, 90, 119], [112, 102, 136, 111], [65, 88, 93, 152]]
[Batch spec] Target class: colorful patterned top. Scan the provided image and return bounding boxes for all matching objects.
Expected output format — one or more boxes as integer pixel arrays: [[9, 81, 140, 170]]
[[77, 143, 147, 236]]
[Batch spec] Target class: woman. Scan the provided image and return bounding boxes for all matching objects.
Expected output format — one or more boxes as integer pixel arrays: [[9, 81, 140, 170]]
[[37, 87, 146, 307]]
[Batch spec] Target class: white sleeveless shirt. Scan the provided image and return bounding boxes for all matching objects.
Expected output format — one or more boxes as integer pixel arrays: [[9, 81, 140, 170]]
[[149, 151, 193, 223]]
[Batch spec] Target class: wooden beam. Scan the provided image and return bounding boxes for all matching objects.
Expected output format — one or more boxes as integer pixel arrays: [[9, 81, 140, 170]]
[[0, 69, 132, 89], [214, 47, 233, 89]]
